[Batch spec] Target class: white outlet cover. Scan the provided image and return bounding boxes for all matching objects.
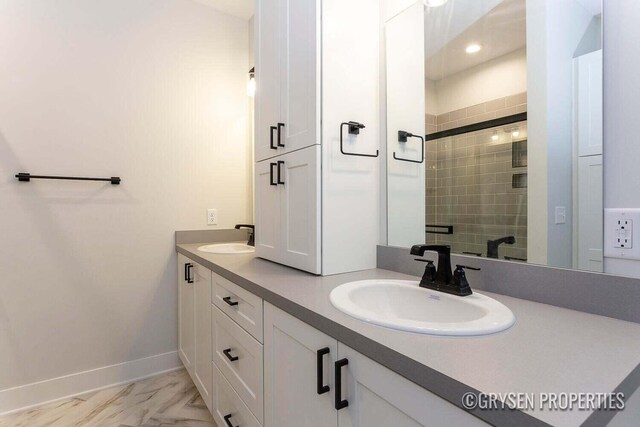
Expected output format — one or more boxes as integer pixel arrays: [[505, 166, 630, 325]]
[[604, 209, 640, 260], [207, 209, 218, 226]]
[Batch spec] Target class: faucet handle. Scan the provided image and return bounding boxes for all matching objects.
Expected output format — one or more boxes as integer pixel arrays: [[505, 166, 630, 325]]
[[416, 259, 437, 283]]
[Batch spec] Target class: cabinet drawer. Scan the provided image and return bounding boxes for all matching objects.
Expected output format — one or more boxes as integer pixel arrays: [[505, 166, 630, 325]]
[[212, 272, 263, 343], [212, 363, 262, 427], [213, 305, 264, 423]]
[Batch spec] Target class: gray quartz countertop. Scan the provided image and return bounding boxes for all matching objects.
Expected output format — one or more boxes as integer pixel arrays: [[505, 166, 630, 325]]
[[177, 243, 640, 427]]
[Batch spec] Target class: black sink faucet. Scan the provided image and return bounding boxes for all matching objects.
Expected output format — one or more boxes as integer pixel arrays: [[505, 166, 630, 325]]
[[235, 224, 255, 246], [410, 245, 478, 297], [486, 236, 515, 259]]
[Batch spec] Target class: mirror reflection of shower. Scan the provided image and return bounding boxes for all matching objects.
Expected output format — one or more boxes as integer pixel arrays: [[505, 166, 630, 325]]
[[425, 121, 528, 261]]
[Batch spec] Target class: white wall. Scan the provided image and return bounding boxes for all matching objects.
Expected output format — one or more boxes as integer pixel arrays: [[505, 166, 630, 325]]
[[0, 0, 250, 403], [386, 1, 425, 248], [603, 1, 640, 279], [527, 0, 592, 267], [433, 48, 527, 114]]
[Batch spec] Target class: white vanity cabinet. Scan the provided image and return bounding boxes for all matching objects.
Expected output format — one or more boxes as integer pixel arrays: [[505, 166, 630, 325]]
[[255, 146, 321, 274], [177, 254, 212, 412], [337, 345, 488, 427], [263, 302, 486, 427], [255, 0, 380, 276], [263, 301, 338, 427]]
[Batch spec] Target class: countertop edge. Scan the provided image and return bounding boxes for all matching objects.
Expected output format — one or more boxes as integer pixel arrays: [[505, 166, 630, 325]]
[[177, 245, 557, 426]]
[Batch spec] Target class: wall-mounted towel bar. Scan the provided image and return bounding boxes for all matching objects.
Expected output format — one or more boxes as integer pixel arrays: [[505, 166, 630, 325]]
[[339, 121, 379, 158], [15, 173, 121, 185], [393, 131, 424, 164]]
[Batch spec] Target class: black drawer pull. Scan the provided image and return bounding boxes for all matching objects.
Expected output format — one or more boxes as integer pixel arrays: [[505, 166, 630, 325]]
[[317, 347, 330, 395], [223, 348, 239, 362], [277, 122, 285, 147], [269, 162, 277, 186], [223, 296, 239, 306], [186, 264, 194, 284], [277, 161, 285, 185], [224, 414, 238, 427], [335, 358, 349, 410], [270, 126, 278, 150], [184, 263, 189, 282]]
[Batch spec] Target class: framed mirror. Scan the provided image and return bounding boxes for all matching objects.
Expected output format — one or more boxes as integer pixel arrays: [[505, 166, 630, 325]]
[[385, 0, 604, 272]]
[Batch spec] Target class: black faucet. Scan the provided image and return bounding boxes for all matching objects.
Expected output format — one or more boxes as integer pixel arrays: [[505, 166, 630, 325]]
[[410, 245, 479, 297], [486, 236, 515, 259], [235, 224, 255, 246]]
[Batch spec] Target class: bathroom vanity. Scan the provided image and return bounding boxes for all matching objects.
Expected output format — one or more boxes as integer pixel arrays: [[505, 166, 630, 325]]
[[176, 240, 640, 427]]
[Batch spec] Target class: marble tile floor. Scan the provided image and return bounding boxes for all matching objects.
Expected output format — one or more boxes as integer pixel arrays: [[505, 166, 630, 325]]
[[0, 369, 218, 427]]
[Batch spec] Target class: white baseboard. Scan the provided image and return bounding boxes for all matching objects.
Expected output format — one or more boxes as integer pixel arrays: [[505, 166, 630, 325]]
[[0, 351, 183, 416]]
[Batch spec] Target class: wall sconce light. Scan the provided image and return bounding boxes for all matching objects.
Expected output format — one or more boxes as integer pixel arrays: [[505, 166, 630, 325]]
[[512, 129, 520, 138], [247, 67, 256, 97]]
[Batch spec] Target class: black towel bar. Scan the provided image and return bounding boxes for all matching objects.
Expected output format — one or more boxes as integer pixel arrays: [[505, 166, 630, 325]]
[[15, 173, 121, 185], [339, 122, 379, 158]]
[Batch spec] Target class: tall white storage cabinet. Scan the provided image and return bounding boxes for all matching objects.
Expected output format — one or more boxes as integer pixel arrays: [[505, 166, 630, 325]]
[[254, 0, 380, 275]]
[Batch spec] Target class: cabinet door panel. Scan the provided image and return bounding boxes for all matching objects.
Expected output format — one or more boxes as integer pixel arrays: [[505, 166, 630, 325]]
[[194, 262, 212, 412], [255, 0, 282, 161], [337, 344, 488, 427], [264, 303, 337, 427], [178, 254, 195, 375], [280, 0, 320, 152], [255, 159, 282, 262], [280, 146, 321, 274]]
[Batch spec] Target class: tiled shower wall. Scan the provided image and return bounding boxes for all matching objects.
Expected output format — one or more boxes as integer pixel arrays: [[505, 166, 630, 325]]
[[425, 93, 528, 260], [427, 92, 528, 133]]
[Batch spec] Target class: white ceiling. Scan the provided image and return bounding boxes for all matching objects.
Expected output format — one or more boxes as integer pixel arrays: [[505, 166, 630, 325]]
[[192, 0, 254, 20], [425, 0, 526, 80], [424, 0, 504, 60]]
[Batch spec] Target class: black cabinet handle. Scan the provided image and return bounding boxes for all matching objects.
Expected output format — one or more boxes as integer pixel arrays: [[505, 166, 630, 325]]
[[223, 296, 239, 307], [223, 348, 239, 362], [269, 162, 277, 186], [334, 358, 349, 410], [186, 264, 194, 284], [270, 126, 278, 150], [277, 122, 285, 147], [277, 161, 285, 185], [224, 414, 238, 427], [316, 347, 330, 395], [184, 263, 189, 282]]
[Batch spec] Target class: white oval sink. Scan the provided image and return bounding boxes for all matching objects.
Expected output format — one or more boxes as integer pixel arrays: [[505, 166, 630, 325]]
[[330, 280, 515, 336], [197, 243, 255, 254]]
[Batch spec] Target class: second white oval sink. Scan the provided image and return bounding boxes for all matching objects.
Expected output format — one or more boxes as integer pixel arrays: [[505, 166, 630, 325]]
[[197, 243, 255, 254], [330, 280, 514, 336]]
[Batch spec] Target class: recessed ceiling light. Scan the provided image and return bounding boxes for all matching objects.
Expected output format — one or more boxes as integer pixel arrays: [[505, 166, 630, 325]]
[[424, 0, 449, 7], [465, 44, 482, 54]]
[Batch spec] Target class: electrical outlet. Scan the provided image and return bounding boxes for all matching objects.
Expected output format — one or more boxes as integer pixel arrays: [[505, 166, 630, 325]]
[[614, 219, 633, 249], [605, 209, 640, 260], [207, 209, 218, 226]]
